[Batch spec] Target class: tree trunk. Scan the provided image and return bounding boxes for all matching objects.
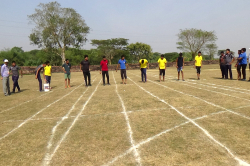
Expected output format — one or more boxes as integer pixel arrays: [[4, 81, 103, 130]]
[[61, 50, 65, 65], [192, 52, 196, 61]]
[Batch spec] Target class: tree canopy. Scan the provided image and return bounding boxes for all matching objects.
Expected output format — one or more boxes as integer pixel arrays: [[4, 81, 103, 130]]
[[127, 42, 152, 62], [28, 1, 90, 64], [177, 28, 217, 60]]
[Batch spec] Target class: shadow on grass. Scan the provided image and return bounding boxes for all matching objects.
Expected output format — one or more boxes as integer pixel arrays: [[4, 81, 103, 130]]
[[188, 78, 197, 80]]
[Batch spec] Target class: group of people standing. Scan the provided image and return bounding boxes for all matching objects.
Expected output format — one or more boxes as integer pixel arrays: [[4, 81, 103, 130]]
[[219, 48, 249, 80]]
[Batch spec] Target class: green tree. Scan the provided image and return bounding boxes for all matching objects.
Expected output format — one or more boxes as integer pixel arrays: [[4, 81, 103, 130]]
[[91, 38, 128, 64], [205, 43, 218, 60], [177, 28, 217, 60], [127, 42, 152, 62], [28, 1, 90, 64], [164, 52, 179, 62]]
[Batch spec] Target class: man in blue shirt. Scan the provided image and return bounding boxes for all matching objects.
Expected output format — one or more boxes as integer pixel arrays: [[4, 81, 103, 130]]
[[238, 48, 247, 80], [116, 55, 129, 84], [1, 59, 11, 96]]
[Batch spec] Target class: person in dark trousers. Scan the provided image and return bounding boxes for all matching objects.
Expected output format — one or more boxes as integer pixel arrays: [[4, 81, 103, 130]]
[[194, 51, 203, 80], [10, 61, 23, 93], [139, 58, 149, 83], [176, 53, 185, 81], [62, 59, 71, 88], [158, 54, 167, 82], [35, 62, 46, 92], [116, 55, 129, 84], [225, 49, 235, 79], [235, 50, 242, 80], [238, 48, 247, 81], [80, 55, 91, 87], [100, 56, 110, 86], [220, 51, 226, 79]]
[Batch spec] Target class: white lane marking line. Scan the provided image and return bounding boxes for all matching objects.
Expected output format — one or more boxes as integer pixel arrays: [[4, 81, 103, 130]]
[[112, 72, 141, 166], [128, 76, 249, 166], [43, 77, 98, 163], [104, 110, 227, 165], [0, 92, 52, 114], [131, 73, 250, 121], [43, 79, 102, 166], [0, 82, 85, 141]]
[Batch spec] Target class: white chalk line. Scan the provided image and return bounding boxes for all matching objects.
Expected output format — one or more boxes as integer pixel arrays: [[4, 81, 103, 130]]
[[42, 77, 98, 165], [112, 71, 141, 166], [103, 110, 227, 165], [0, 81, 86, 141], [131, 72, 250, 121], [42, 78, 102, 166], [127, 76, 249, 166]]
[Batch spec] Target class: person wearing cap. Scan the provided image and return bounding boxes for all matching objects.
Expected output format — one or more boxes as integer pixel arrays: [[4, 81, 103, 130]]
[[225, 49, 235, 79], [10, 61, 23, 93], [1, 59, 11, 96], [194, 51, 203, 80]]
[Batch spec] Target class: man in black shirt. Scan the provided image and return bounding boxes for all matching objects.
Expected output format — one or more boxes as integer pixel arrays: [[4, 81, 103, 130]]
[[80, 55, 91, 87], [176, 53, 185, 81]]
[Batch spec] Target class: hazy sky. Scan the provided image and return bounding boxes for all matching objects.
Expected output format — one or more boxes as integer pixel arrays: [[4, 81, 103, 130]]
[[0, 0, 250, 54]]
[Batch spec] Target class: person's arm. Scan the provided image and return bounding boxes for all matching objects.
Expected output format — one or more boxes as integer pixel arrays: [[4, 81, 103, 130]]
[[62, 66, 66, 73], [35, 68, 40, 79], [231, 56, 235, 64], [176, 58, 178, 68], [182, 58, 184, 69], [50, 67, 52, 76], [147, 62, 149, 70], [201, 60, 203, 68], [89, 62, 91, 72], [1, 65, 4, 80]]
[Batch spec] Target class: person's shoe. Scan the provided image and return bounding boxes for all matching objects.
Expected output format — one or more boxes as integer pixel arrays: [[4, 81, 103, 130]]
[[242, 79, 246, 81], [198, 78, 200, 80], [85, 85, 88, 87], [177, 79, 179, 81], [182, 79, 185, 81], [88, 84, 92, 86], [103, 84, 105, 86], [12, 91, 15, 93], [40, 90, 44, 92], [65, 86, 68, 89], [5, 94, 10, 96], [107, 83, 111, 85], [68, 85, 71, 88]]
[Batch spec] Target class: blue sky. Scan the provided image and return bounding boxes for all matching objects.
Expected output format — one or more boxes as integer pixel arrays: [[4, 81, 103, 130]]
[[0, 0, 250, 54]]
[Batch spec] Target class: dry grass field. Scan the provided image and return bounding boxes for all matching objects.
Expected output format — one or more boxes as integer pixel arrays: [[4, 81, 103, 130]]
[[1, 64, 250, 166]]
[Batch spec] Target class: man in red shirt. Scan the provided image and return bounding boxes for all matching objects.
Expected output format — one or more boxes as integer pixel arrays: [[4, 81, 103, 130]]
[[100, 56, 110, 86]]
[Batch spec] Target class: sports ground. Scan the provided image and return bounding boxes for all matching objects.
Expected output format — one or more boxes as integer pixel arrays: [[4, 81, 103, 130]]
[[1, 64, 250, 166]]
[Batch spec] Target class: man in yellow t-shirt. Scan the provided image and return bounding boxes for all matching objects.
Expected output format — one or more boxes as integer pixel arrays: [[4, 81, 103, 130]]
[[139, 58, 149, 82], [158, 54, 167, 82], [44, 61, 52, 89], [194, 51, 202, 80]]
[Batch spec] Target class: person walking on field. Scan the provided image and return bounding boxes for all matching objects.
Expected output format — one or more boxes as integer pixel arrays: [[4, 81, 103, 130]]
[[62, 59, 71, 88], [158, 54, 167, 82], [44, 61, 52, 90], [176, 53, 185, 81], [238, 48, 247, 81], [116, 55, 128, 84], [35, 62, 46, 92], [1, 59, 11, 96], [100, 56, 110, 86], [139, 58, 149, 83], [220, 51, 227, 79], [194, 51, 203, 80], [80, 55, 91, 87], [225, 49, 235, 79], [10, 61, 23, 93]]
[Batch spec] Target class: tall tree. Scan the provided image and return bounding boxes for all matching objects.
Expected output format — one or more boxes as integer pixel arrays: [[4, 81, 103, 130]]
[[127, 42, 152, 62], [91, 38, 128, 64], [28, 1, 90, 64], [205, 43, 218, 60], [177, 28, 217, 60]]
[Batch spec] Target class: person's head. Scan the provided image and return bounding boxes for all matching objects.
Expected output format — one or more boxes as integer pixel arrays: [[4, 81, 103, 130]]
[[42, 62, 46, 67], [121, 55, 125, 60], [238, 50, 241, 55], [103, 56, 106, 61], [241, 48, 246, 53], [226, 49, 230, 54], [84, 55, 88, 60], [160, 54, 164, 59], [4, 59, 8, 65], [12, 61, 16, 66], [65, 59, 69, 64], [46, 61, 50, 66], [220, 51, 224, 56], [179, 53, 183, 57], [198, 51, 201, 56]]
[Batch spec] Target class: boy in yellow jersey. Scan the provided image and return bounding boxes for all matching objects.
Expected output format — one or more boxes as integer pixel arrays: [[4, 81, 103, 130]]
[[139, 58, 149, 83], [158, 54, 167, 82], [44, 61, 52, 89], [194, 51, 202, 80]]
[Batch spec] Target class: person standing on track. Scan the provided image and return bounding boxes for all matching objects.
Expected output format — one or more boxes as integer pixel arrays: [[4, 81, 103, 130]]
[[220, 51, 226, 79], [139, 58, 149, 83], [238, 48, 247, 81], [44, 61, 52, 90], [194, 51, 203, 80], [80, 55, 91, 87], [158, 54, 167, 82], [176, 53, 185, 81], [100, 56, 110, 86], [225, 49, 235, 79], [116, 55, 128, 84], [1, 59, 11, 96], [35, 62, 46, 92], [10, 61, 23, 93], [62, 59, 71, 88]]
